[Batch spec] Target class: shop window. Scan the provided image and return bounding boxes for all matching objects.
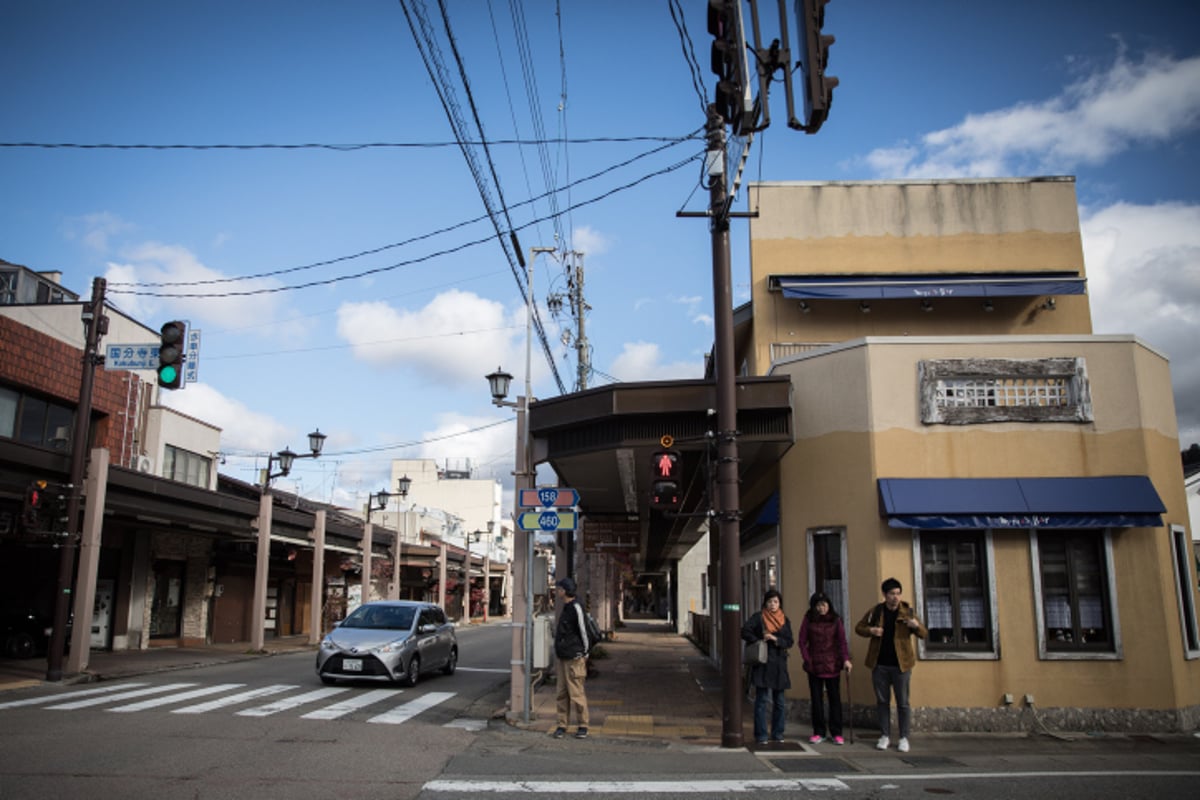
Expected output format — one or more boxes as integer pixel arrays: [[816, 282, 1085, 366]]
[[1170, 524, 1200, 659], [917, 531, 996, 656], [1032, 530, 1119, 658], [0, 270, 16, 304], [163, 444, 212, 488], [919, 358, 1093, 424], [808, 527, 848, 619], [0, 384, 74, 450]]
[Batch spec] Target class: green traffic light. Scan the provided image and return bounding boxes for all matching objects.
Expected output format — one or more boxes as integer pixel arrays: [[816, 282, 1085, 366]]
[[159, 365, 178, 384]]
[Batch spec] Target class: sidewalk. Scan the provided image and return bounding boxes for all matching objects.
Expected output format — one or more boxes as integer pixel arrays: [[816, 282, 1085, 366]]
[[0, 635, 316, 691]]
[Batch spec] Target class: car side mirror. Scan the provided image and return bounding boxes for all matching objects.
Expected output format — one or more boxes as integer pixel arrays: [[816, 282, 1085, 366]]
[[420, 623, 437, 634]]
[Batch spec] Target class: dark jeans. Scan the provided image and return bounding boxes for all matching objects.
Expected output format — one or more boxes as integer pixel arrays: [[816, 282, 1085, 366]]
[[807, 673, 843, 737], [753, 686, 787, 742], [871, 664, 911, 738]]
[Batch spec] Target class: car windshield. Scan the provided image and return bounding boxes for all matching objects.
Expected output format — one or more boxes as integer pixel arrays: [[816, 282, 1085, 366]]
[[340, 606, 415, 630]]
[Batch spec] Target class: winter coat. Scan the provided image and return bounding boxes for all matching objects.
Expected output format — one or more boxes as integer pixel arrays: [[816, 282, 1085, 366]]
[[555, 598, 587, 660], [798, 613, 850, 678], [853, 601, 928, 672], [741, 611, 793, 691]]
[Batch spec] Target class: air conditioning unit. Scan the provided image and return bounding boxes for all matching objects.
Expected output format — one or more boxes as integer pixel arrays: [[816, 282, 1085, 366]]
[[135, 455, 154, 474]]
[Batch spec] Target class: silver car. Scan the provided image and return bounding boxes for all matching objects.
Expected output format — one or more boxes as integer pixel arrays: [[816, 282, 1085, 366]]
[[315, 600, 457, 687]]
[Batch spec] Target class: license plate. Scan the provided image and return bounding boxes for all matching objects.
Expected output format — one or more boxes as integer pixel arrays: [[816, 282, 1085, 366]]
[[342, 658, 362, 672]]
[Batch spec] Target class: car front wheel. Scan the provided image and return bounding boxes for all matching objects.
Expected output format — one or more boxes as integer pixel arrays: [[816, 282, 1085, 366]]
[[402, 655, 420, 687], [319, 674, 338, 686], [441, 647, 457, 675]]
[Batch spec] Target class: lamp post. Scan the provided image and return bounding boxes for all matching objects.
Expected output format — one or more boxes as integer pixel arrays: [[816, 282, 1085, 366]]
[[487, 366, 535, 723], [390, 475, 411, 600], [487, 243, 552, 724], [253, 428, 326, 651], [261, 429, 327, 490]]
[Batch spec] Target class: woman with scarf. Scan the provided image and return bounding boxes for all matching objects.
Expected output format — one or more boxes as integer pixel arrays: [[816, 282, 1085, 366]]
[[798, 591, 852, 745], [741, 588, 794, 745]]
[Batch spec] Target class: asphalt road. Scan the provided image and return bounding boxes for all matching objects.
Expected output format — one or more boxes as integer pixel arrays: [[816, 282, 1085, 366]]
[[0, 623, 513, 800]]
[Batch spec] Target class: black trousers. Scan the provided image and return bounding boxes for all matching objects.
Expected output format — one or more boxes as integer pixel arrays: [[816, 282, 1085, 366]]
[[807, 673, 843, 737]]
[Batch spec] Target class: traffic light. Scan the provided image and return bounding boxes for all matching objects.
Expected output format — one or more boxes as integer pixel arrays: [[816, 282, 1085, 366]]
[[22, 479, 46, 529], [650, 450, 683, 510], [157, 320, 186, 389], [795, 0, 839, 133], [708, 0, 753, 134]]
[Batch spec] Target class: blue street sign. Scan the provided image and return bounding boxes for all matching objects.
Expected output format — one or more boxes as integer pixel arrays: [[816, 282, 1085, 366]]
[[516, 510, 578, 531], [104, 343, 160, 371], [518, 487, 580, 508]]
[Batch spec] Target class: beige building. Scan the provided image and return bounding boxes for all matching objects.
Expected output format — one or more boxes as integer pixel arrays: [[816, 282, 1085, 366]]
[[744, 177, 1200, 731]]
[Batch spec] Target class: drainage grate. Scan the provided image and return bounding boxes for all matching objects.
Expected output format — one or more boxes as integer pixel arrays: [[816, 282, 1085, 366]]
[[900, 756, 964, 767], [770, 757, 856, 773]]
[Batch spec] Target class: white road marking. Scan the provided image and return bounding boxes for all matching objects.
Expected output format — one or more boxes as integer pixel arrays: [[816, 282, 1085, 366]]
[[172, 684, 299, 714], [421, 778, 850, 793], [367, 691, 455, 725], [45, 683, 197, 710], [301, 688, 400, 720], [107, 683, 246, 712], [453, 667, 511, 673], [838, 770, 1200, 782], [444, 719, 487, 731], [236, 687, 348, 717], [0, 682, 149, 710]]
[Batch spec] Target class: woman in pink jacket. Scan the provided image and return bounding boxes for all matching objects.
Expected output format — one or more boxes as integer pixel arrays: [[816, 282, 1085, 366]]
[[797, 591, 852, 744]]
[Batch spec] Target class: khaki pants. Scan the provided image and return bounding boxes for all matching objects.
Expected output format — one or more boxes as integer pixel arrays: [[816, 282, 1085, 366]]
[[555, 655, 589, 728]]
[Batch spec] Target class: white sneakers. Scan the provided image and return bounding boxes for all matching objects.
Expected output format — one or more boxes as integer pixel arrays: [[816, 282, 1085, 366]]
[[876, 735, 912, 752]]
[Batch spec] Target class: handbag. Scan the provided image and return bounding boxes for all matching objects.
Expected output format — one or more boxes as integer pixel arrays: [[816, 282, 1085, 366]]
[[743, 639, 768, 665]]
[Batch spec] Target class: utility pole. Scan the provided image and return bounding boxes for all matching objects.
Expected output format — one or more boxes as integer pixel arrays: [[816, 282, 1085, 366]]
[[568, 251, 590, 392], [705, 107, 745, 749], [47, 277, 107, 682]]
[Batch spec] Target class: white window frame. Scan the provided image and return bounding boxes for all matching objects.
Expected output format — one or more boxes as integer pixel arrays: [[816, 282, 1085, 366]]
[[1169, 524, 1200, 660], [806, 527, 849, 624], [1030, 528, 1122, 661], [911, 529, 1000, 660], [919, 357, 1093, 425]]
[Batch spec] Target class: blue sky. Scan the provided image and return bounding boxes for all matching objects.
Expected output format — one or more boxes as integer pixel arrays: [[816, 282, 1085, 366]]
[[3, 1, 1198, 512]]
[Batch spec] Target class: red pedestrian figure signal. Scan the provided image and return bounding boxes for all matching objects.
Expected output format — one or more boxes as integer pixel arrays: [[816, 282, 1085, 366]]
[[653, 450, 680, 479], [650, 450, 682, 509]]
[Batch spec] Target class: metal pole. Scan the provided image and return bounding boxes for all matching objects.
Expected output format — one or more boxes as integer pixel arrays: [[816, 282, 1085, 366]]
[[708, 107, 744, 748], [47, 277, 105, 682]]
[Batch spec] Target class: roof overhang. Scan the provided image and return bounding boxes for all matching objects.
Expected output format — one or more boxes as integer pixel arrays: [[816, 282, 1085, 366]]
[[529, 376, 793, 572], [770, 272, 1086, 300]]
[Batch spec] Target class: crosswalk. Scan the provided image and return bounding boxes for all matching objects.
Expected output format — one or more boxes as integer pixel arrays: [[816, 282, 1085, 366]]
[[0, 681, 458, 725]]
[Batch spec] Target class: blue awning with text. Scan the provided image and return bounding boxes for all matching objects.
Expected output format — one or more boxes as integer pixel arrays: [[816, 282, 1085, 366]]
[[776, 272, 1086, 300], [877, 476, 1165, 529]]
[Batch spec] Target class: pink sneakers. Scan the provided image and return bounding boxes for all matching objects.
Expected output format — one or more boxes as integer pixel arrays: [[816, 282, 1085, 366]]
[[808, 735, 823, 744], [833, 735, 845, 745]]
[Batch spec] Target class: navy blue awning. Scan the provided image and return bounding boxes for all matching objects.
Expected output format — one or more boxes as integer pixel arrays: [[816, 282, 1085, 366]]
[[775, 272, 1086, 301], [877, 476, 1165, 530]]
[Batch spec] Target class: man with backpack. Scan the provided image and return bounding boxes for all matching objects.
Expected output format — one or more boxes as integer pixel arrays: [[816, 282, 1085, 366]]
[[854, 577, 927, 753], [551, 576, 591, 739]]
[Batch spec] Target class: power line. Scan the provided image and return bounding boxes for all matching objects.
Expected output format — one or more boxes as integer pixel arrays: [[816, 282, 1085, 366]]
[[0, 135, 686, 150], [107, 152, 700, 298]]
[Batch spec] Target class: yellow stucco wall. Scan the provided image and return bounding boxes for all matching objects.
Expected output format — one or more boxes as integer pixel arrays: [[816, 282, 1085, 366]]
[[745, 179, 1094, 377], [773, 338, 1200, 715]]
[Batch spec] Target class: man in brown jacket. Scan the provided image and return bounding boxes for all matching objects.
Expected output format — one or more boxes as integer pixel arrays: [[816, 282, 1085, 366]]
[[855, 578, 927, 753]]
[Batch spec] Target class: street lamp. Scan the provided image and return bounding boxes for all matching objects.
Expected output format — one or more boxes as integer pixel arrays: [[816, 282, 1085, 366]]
[[262, 429, 327, 489], [366, 488, 390, 523], [488, 243, 553, 724]]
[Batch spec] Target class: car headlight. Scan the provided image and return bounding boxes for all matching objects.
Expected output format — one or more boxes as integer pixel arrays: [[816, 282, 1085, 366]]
[[374, 640, 406, 654], [320, 637, 337, 650]]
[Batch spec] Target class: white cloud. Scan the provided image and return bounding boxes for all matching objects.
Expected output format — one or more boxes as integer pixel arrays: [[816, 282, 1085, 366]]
[[336, 289, 524, 386], [608, 341, 704, 382], [571, 225, 610, 258], [63, 212, 136, 254], [158, 383, 290, 453], [104, 242, 296, 333], [864, 51, 1200, 178], [1081, 201, 1200, 445]]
